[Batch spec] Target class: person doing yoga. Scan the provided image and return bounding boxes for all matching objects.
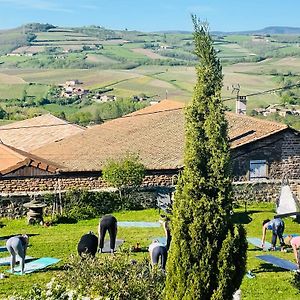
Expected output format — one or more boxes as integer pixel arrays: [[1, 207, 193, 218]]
[[98, 215, 117, 254], [261, 217, 285, 251], [6, 235, 29, 275], [149, 240, 168, 271]]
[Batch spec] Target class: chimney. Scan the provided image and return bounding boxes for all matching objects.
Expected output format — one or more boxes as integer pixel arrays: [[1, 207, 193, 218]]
[[236, 95, 247, 115]]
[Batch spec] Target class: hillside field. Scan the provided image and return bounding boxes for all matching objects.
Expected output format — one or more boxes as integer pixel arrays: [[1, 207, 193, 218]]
[[0, 25, 299, 128]]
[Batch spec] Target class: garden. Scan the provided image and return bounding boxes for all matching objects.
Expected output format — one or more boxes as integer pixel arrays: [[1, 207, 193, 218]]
[[0, 202, 299, 299]]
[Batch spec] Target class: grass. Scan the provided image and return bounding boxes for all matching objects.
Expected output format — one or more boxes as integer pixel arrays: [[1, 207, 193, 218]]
[[0, 204, 300, 299], [0, 209, 163, 298], [0, 83, 50, 100]]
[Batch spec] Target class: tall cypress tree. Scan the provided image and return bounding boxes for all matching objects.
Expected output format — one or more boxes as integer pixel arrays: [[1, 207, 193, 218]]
[[164, 17, 247, 300]]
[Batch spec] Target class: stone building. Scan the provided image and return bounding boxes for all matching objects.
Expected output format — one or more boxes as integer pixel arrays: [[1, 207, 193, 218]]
[[0, 100, 299, 216]]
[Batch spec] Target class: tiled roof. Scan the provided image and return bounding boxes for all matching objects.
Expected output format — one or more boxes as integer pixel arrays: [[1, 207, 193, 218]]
[[0, 143, 61, 175], [33, 100, 289, 172], [0, 114, 85, 152], [227, 111, 288, 148]]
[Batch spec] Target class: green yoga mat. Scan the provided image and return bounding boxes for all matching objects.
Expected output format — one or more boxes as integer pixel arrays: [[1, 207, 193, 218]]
[[0, 256, 34, 266], [7, 257, 60, 275]]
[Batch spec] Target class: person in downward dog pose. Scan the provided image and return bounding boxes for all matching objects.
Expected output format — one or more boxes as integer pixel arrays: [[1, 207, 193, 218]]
[[149, 240, 168, 271], [77, 231, 98, 257], [284, 235, 300, 271], [6, 235, 29, 275], [98, 215, 117, 254], [261, 217, 285, 250]]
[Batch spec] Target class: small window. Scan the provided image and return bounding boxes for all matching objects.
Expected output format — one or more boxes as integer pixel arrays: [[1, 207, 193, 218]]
[[249, 160, 267, 180]]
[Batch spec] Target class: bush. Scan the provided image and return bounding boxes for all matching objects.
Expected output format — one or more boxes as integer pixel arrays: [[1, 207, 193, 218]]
[[43, 188, 156, 222], [62, 189, 121, 220], [14, 255, 166, 300]]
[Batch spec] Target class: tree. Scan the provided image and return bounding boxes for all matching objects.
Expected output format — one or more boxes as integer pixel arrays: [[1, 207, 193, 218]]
[[0, 106, 7, 119], [102, 153, 145, 201], [164, 16, 247, 300]]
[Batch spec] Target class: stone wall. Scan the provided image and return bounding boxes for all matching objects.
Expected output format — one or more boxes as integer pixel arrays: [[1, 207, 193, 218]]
[[0, 188, 157, 219], [1, 179, 300, 219], [232, 180, 300, 204], [282, 131, 300, 179], [0, 172, 177, 195]]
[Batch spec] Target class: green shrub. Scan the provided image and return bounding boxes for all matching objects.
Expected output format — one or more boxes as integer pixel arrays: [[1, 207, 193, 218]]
[[43, 188, 154, 222], [14, 254, 166, 300]]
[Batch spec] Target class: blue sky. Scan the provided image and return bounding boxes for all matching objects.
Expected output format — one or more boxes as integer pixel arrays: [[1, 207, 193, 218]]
[[0, 0, 299, 32]]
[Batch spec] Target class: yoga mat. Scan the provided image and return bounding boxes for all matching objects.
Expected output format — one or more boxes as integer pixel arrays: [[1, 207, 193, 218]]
[[101, 239, 124, 253], [118, 221, 160, 228], [256, 255, 298, 271], [283, 234, 299, 238], [0, 234, 21, 241], [7, 257, 60, 275], [0, 256, 34, 266], [247, 237, 280, 251], [150, 237, 167, 245], [0, 246, 7, 253]]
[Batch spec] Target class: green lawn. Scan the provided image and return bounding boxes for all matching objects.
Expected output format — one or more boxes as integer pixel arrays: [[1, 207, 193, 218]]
[[0, 204, 300, 299]]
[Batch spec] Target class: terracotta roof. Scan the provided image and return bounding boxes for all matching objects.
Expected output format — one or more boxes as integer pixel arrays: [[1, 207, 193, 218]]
[[227, 111, 288, 148], [0, 143, 62, 175], [0, 114, 85, 152], [32, 100, 289, 172]]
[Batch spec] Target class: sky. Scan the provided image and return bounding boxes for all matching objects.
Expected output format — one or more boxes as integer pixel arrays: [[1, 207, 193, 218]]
[[0, 0, 299, 32]]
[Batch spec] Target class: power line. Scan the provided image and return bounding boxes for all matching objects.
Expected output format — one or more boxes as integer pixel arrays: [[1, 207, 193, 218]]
[[222, 83, 300, 101]]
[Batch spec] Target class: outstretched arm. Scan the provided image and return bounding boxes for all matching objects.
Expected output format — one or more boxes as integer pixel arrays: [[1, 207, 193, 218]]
[[292, 244, 299, 265], [261, 226, 267, 248]]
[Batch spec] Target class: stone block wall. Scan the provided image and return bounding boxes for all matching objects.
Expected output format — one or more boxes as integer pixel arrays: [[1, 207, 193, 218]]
[[0, 172, 177, 195], [232, 130, 300, 182], [1, 179, 300, 219], [232, 179, 300, 204], [282, 131, 300, 179]]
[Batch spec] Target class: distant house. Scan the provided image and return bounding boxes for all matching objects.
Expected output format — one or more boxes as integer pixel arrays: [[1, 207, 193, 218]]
[[6, 53, 21, 57], [61, 86, 88, 98], [99, 95, 116, 102], [65, 80, 80, 86], [160, 45, 174, 50]]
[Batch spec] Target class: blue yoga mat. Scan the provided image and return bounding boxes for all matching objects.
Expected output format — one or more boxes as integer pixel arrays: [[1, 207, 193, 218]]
[[0, 256, 34, 266], [150, 237, 167, 245], [256, 255, 298, 271], [247, 237, 281, 251], [118, 221, 160, 228], [101, 239, 124, 253], [0, 246, 7, 252], [7, 257, 60, 275], [283, 234, 299, 238]]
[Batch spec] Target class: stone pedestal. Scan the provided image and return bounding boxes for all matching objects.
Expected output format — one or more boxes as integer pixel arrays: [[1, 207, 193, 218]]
[[23, 199, 47, 225]]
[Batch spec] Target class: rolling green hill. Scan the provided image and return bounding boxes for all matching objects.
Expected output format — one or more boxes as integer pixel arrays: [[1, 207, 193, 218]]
[[0, 23, 299, 130]]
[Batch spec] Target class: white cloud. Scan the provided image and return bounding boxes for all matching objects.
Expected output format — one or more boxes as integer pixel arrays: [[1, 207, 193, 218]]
[[0, 0, 74, 13]]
